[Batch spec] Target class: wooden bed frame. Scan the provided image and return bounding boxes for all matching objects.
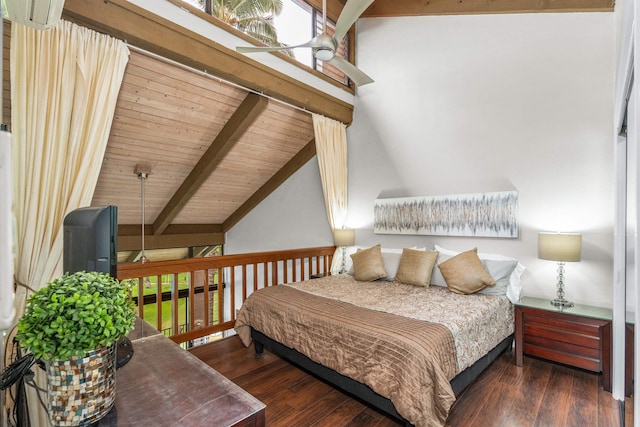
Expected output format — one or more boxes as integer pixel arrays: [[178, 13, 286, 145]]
[[251, 328, 513, 426]]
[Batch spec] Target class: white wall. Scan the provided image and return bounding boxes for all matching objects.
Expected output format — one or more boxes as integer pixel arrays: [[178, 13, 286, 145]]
[[225, 160, 332, 253], [348, 12, 615, 307], [227, 12, 616, 308]]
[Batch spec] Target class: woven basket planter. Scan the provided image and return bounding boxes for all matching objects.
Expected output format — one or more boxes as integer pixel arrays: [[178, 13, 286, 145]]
[[46, 343, 116, 426]]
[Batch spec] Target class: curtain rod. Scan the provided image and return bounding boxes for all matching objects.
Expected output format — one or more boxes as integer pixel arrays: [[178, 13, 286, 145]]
[[126, 44, 314, 117]]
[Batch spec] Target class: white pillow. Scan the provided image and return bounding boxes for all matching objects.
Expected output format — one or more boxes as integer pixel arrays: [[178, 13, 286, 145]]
[[431, 252, 453, 287], [433, 244, 525, 303], [380, 252, 402, 281], [478, 259, 518, 297]]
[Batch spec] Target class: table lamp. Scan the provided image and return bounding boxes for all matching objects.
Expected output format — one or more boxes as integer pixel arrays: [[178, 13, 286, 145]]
[[333, 229, 355, 273], [538, 232, 582, 308]]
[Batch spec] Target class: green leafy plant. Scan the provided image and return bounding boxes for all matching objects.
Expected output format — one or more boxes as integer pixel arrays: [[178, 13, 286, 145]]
[[17, 271, 136, 361]]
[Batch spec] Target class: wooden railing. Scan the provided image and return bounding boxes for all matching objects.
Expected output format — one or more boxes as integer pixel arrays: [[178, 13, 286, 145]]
[[117, 246, 335, 344]]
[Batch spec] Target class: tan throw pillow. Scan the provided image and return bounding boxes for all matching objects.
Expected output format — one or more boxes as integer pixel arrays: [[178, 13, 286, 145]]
[[438, 248, 496, 294], [350, 244, 387, 281], [395, 248, 438, 287]]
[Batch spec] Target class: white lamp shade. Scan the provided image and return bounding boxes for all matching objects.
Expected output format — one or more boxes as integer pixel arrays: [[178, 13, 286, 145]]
[[538, 232, 582, 262], [6, 0, 65, 30], [333, 229, 355, 246]]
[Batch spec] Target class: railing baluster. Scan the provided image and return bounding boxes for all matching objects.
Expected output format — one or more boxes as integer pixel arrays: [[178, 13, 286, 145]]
[[282, 260, 287, 284], [253, 263, 258, 292], [272, 261, 276, 285], [242, 265, 247, 302], [217, 266, 223, 325], [203, 270, 210, 327], [137, 277, 144, 318], [172, 273, 179, 337], [156, 275, 162, 332], [189, 271, 195, 334], [292, 259, 297, 283], [230, 266, 236, 322]]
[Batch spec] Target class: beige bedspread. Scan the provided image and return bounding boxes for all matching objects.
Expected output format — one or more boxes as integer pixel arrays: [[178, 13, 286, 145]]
[[235, 284, 458, 427], [288, 274, 514, 372]]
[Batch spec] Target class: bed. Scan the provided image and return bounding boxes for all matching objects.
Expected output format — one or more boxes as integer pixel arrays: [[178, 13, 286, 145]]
[[234, 246, 523, 427]]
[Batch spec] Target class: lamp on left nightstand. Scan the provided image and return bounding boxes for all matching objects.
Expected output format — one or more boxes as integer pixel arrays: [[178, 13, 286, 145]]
[[333, 229, 355, 273]]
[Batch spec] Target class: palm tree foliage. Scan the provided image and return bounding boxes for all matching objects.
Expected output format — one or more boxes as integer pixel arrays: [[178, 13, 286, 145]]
[[213, 0, 282, 44], [191, 0, 292, 53]]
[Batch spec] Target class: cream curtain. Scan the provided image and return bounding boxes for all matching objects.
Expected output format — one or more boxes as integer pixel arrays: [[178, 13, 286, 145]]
[[10, 20, 129, 426], [312, 114, 349, 275]]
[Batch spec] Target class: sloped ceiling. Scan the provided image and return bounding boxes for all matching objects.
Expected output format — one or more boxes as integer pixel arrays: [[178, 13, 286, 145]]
[[56, 0, 613, 262], [90, 49, 316, 262], [60, 0, 342, 262]]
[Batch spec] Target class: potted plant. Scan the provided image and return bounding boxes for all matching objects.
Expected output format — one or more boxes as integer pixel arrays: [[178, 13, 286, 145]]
[[16, 271, 136, 426]]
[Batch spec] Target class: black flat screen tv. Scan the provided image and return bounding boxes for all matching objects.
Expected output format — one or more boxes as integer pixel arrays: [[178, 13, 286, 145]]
[[63, 205, 117, 277]]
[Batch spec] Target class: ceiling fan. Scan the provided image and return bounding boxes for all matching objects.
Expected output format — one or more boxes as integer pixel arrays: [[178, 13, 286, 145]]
[[236, 0, 374, 87]]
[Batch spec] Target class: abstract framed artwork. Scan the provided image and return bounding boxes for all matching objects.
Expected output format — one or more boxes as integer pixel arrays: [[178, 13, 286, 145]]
[[374, 191, 518, 238]]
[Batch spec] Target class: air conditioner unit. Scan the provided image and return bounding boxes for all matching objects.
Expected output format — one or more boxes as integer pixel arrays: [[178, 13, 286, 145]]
[[5, 0, 66, 30]]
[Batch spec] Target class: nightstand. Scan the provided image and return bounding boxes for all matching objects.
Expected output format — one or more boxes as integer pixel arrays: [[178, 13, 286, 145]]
[[514, 296, 612, 391]]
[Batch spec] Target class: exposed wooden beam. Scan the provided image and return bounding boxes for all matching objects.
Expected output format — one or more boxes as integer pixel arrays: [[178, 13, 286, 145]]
[[189, 246, 219, 258], [190, 246, 209, 258], [118, 224, 224, 250], [223, 139, 317, 232], [118, 224, 223, 236], [162, 224, 224, 235], [62, 0, 353, 124], [125, 251, 141, 263], [118, 232, 224, 251], [152, 93, 268, 235], [361, 0, 614, 17]]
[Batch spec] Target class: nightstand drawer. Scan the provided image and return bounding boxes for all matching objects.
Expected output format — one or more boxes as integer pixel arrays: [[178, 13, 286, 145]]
[[523, 323, 601, 349], [523, 343, 600, 372], [523, 312, 602, 338], [523, 334, 601, 359]]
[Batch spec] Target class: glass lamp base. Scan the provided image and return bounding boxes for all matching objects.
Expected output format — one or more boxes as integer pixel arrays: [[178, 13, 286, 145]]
[[551, 263, 573, 308], [550, 298, 574, 308]]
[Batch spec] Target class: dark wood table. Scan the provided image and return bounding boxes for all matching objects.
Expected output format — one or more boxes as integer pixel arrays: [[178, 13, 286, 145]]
[[97, 318, 265, 426]]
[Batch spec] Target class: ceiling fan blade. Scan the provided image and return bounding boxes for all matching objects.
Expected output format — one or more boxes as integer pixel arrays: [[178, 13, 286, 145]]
[[327, 56, 373, 87], [333, 0, 375, 43], [236, 39, 318, 54]]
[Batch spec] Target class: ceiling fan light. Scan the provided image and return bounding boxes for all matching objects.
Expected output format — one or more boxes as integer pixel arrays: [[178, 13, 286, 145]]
[[314, 48, 334, 62]]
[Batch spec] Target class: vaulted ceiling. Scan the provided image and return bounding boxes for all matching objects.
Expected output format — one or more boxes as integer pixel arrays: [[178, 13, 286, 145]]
[[55, 0, 613, 262]]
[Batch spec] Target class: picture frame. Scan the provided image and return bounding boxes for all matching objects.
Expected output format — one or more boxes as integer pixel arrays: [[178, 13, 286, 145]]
[[374, 191, 518, 238]]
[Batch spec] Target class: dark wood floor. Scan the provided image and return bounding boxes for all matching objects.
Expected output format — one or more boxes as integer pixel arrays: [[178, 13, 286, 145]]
[[189, 336, 634, 427]]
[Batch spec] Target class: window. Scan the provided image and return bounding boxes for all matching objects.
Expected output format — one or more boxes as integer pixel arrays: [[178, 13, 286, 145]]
[[186, 0, 350, 86]]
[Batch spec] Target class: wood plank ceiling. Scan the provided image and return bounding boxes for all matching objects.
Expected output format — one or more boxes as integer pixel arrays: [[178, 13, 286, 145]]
[[89, 49, 315, 262], [58, 0, 613, 262]]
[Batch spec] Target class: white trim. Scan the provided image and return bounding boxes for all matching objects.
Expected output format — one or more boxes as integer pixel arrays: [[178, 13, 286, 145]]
[[615, 10, 634, 133], [614, 130, 628, 402], [613, 0, 635, 405]]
